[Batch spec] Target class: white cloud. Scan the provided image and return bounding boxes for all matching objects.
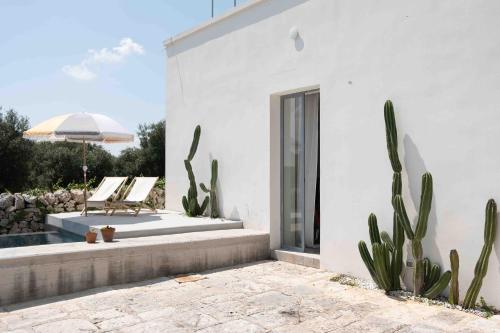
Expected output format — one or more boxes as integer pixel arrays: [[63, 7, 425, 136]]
[[62, 38, 144, 81], [62, 64, 96, 81]]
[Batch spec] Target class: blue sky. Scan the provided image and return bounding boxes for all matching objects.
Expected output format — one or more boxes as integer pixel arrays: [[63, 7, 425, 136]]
[[0, 0, 246, 154]]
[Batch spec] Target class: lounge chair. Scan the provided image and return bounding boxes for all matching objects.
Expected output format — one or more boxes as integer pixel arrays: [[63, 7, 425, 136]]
[[109, 177, 159, 216], [82, 176, 128, 215]]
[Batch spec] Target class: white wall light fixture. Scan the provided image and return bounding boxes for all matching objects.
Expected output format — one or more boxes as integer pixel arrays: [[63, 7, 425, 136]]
[[289, 26, 299, 40]]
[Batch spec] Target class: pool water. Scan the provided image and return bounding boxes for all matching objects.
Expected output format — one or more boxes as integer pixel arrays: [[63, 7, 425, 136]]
[[0, 229, 84, 248]]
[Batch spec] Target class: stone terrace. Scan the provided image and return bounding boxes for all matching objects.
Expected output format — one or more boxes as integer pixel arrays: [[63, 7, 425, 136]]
[[0, 261, 498, 333]]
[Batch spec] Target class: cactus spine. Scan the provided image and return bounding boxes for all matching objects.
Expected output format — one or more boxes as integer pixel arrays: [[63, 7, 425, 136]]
[[463, 199, 497, 309], [182, 125, 209, 217], [449, 249, 460, 305], [200, 159, 219, 218]]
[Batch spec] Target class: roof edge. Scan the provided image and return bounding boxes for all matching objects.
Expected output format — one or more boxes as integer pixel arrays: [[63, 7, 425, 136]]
[[163, 0, 267, 49]]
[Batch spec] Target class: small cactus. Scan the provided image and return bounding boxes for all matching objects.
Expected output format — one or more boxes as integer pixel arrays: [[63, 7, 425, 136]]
[[182, 125, 208, 217], [200, 159, 219, 218], [449, 249, 460, 305], [422, 271, 452, 299], [463, 199, 497, 309]]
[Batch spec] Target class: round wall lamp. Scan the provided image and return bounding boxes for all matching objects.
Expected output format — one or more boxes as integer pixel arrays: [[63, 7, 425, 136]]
[[289, 26, 299, 40]]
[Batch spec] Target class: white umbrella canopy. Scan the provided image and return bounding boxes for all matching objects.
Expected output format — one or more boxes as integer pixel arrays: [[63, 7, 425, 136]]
[[23, 112, 134, 216]]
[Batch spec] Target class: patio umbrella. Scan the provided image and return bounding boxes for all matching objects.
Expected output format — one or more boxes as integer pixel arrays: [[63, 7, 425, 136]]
[[23, 112, 134, 216]]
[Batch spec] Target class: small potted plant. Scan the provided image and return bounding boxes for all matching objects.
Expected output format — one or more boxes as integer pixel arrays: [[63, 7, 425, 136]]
[[85, 228, 98, 243], [101, 225, 116, 242]]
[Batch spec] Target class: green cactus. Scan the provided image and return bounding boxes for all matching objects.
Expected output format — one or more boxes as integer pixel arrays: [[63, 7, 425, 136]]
[[200, 159, 219, 218], [384, 100, 402, 173], [358, 214, 402, 292], [449, 249, 460, 305], [358, 240, 379, 286], [393, 172, 433, 296], [358, 100, 406, 291], [182, 125, 209, 217], [422, 270, 451, 299], [463, 199, 497, 309]]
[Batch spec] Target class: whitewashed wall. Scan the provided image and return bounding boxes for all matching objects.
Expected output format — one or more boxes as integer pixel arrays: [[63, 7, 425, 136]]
[[165, 0, 500, 306]]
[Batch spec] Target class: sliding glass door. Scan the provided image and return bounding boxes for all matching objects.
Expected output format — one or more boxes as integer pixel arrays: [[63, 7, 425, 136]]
[[281, 91, 320, 252]]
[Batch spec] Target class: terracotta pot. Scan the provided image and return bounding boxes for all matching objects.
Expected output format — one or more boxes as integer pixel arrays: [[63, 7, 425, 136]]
[[101, 227, 116, 242], [85, 231, 97, 244]]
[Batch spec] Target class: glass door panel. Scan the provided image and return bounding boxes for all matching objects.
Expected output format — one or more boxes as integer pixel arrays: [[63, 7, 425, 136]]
[[281, 94, 305, 251]]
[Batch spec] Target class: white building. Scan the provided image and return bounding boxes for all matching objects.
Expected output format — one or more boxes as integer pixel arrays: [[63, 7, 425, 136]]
[[165, 0, 500, 307]]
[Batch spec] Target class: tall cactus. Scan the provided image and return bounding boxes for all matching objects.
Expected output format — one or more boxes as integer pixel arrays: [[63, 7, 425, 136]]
[[358, 100, 405, 291], [463, 199, 497, 309], [393, 172, 433, 296], [200, 159, 219, 218], [449, 249, 460, 305], [182, 125, 209, 217]]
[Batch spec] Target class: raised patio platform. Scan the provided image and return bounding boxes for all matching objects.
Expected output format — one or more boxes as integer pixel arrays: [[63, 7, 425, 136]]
[[0, 229, 270, 306], [47, 210, 243, 239]]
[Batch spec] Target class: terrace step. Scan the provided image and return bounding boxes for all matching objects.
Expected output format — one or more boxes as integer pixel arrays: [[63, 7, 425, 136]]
[[271, 249, 320, 269]]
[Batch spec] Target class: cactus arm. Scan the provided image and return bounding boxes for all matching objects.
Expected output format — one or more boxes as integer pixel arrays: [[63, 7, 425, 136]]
[[187, 125, 201, 161], [200, 196, 209, 215], [200, 183, 209, 192], [390, 248, 403, 290], [415, 173, 433, 240], [373, 243, 392, 291], [449, 249, 460, 305], [423, 264, 441, 293], [182, 196, 189, 212], [393, 195, 415, 240], [368, 214, 382, 245], [423, 258, 431, 282], [384, 100, 402, 173], [380, 231, 395, 252], [358, 241, 380, 287], [463, 199, 497, 309], [422, 271, 451, 299]]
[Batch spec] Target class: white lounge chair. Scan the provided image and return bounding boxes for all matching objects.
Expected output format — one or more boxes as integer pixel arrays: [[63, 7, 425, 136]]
[[109, 177, 159, 216], [82, 177, 128, 215]]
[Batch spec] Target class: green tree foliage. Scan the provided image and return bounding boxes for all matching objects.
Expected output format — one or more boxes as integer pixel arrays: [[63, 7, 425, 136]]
[[29, 142, 115, 191], [137, 120, 165, 177], [114, 147, 144, 179], [0, 106, 165, 192], [0, 108, 33, 192]]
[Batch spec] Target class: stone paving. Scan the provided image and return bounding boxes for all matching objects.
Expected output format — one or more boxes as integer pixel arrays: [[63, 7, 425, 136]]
[[0, 261, 499, 332]]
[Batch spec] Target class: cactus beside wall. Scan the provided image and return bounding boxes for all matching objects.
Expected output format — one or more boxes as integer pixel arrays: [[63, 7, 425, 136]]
[[358, 101, 405, 291], [182, 125, 209, 217], [449, 249, 460, 305], [463, 199, 497, 309], [200, 159, 219, 218]]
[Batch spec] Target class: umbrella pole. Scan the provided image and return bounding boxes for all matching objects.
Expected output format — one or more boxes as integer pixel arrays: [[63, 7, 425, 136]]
[[83, 138, 88, 217]]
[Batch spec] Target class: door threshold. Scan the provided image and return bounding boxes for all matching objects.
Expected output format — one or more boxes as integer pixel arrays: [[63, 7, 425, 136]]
[[271, 249, 320, 269]]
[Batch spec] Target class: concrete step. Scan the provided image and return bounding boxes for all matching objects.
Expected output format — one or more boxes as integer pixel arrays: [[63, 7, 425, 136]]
[[0, 229, 269, 306], [271, 249, 320, 268]]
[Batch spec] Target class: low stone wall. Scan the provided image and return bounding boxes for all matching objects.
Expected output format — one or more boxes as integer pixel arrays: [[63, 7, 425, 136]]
[[0, 229, 270, 306], [0, 188, 165, 235]]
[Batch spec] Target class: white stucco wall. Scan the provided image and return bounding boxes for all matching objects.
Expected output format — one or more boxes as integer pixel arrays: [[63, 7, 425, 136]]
[[165, 0, 500, 306]]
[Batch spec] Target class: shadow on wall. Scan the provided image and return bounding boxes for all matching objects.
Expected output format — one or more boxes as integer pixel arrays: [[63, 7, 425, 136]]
[[403, 135, 441, 265], [295, 34, 304, 51], [166, 0, 309, 57]]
